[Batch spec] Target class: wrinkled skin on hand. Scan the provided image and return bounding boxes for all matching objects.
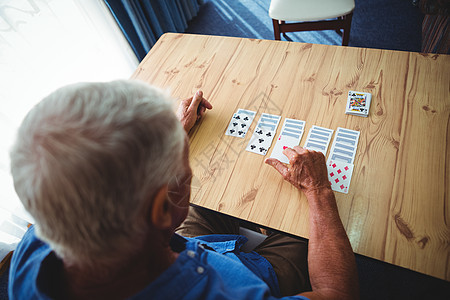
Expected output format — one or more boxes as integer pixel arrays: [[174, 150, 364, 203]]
[[265, 146, 331, 196], [176, 90, 212, 133]]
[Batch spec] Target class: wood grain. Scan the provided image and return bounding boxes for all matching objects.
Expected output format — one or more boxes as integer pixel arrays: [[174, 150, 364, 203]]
[[132, 33, 450, 281]]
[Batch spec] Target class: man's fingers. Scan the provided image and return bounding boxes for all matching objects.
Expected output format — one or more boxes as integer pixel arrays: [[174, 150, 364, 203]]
[[293, 145, 307, 154], [282, 147, 299, 161], [265, 158, 289, 178], [197, 106, 206, 120], [188, 90, 203, 111], [201, 98, 213, 109], [179, 98, 190, 110]]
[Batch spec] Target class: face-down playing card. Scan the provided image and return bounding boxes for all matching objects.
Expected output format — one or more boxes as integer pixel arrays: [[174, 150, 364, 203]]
[[328, 127, 360, 165], [225, 109, 256, 138], [246, 113, 281, 155], [270, 118, 306, 163], [303, 125, 334, 156]]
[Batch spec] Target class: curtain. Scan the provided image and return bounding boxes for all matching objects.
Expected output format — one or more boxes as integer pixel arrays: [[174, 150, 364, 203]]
[[0, 0, 138, 262], [104, 0, 204, 61]]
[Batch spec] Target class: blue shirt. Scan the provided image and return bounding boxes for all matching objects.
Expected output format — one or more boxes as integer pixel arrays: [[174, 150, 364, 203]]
[[9, 226, 309, 299]]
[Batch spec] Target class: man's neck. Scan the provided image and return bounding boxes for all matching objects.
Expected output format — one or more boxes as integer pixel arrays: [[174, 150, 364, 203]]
[[63, 238, 179, 299]]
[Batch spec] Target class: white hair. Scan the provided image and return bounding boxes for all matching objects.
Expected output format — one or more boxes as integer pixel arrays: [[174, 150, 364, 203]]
[[10, 80, 185, 268]]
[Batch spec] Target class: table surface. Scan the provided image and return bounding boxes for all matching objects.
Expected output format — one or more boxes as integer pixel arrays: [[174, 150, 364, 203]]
[[132, 33, 450, 281]]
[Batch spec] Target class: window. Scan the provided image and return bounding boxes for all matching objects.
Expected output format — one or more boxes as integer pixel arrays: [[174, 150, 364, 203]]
[[0, 0, 138, 254]]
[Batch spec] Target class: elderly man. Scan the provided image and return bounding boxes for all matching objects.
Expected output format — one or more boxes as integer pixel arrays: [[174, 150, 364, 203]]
[[9, 80, 358, 299]]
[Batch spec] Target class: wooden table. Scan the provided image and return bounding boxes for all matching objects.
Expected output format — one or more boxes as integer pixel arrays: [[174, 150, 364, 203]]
[[132, 33, 450, 281]]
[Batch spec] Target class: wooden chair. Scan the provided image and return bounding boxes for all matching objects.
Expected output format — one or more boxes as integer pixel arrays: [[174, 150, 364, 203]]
[[269, 0, 355, 46]]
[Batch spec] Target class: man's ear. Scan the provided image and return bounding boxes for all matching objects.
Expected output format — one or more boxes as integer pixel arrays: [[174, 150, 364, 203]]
[[150, 185, 172, 229]]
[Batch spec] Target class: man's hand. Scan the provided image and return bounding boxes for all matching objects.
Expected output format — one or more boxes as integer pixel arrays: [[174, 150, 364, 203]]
[[265, 146, 331, 197], [267, 146, 359, 300], [176, 91, 212, 133]]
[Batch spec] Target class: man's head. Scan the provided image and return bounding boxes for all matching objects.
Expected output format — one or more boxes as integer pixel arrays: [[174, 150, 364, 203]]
[[10, 80, 189, 268]]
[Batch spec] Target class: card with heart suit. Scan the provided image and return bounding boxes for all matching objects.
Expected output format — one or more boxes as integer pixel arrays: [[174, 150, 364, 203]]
[[225, 109, 256, 138], [270, 118, 305, 163], [303, 125, 333, 156], [328, 127, 360, 164], [327, 160, 354, 194], [245, 113, 281, 155]]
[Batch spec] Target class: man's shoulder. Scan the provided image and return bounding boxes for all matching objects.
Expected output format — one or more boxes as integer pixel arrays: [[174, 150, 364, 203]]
[[9, 226, 53, 299]]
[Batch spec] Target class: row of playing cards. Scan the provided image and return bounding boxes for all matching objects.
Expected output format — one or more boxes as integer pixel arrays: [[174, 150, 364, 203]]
[[345, 91, 372, 117], [225, 109, 361, 194]]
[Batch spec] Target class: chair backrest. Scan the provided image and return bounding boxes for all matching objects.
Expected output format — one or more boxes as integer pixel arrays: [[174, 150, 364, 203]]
[[269, 0, 355, 22]]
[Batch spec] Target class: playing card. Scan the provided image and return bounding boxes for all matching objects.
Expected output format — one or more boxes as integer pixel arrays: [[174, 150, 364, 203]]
[[259, 113, 282, 129], [303, 125, 333, 156], [246, 126, 275, 155], [245, 113, 281, 155], [345, 91, 372, 117], [270, 118, 305, 163], [327, 160, 354, 194], [328, 127, 360, 164], [281, 118, 305, 134], [225, 109, 256, 138]]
